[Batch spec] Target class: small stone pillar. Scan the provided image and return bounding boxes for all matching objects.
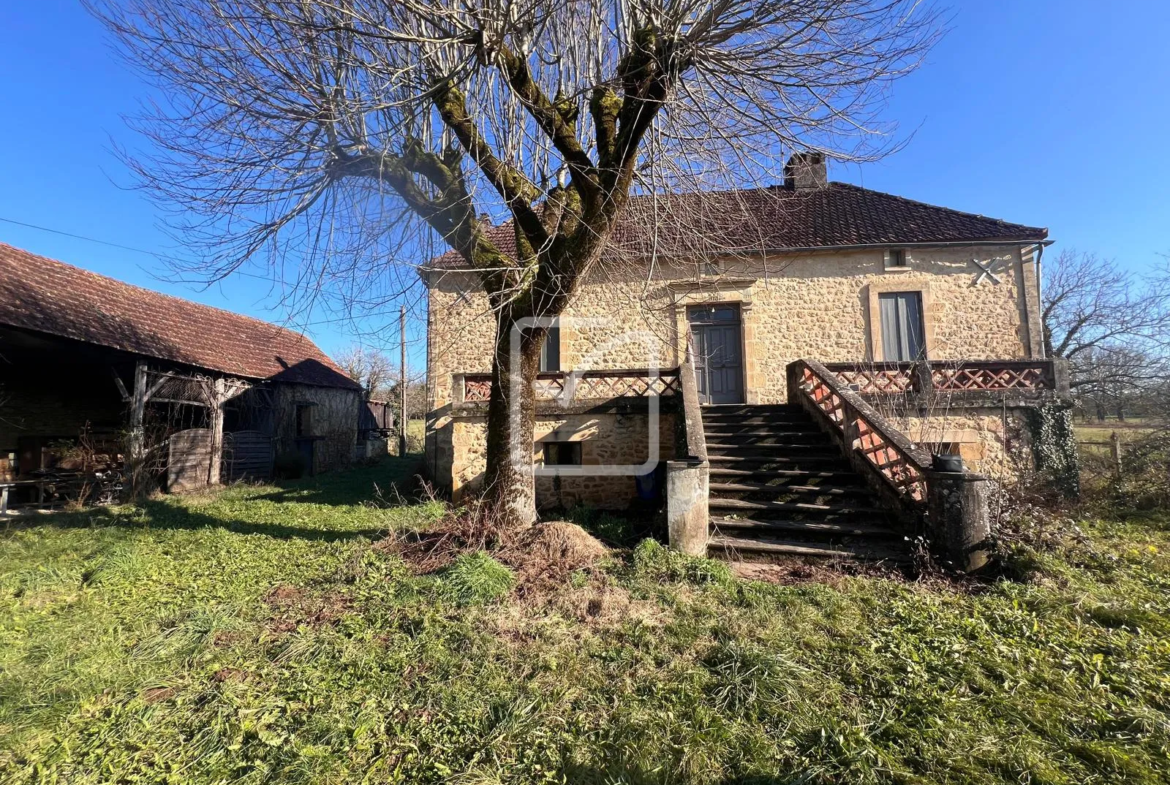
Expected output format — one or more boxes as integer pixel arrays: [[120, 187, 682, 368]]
[[926, 470, 992, 572], [666, 459, 709, 556]]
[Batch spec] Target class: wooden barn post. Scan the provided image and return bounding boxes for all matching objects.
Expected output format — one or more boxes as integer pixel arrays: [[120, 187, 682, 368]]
[[129, 361, 147, 460], [209, 377, 226, 485]]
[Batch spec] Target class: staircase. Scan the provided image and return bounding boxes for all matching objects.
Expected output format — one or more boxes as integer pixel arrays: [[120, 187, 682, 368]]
[[703, 404, 912, 564]]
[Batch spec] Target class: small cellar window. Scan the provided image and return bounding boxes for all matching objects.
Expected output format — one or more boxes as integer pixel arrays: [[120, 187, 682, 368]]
[[542, 441, 581, 466]]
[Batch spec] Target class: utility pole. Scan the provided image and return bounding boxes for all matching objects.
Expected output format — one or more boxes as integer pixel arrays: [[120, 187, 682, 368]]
[[399, 305, 408, 457]]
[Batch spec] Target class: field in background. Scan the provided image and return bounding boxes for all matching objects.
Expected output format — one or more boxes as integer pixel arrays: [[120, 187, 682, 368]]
[[2, 460, 1170, 783]]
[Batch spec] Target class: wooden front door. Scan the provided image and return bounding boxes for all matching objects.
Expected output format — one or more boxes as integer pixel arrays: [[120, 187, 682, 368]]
[[688, 304, 745, 404]]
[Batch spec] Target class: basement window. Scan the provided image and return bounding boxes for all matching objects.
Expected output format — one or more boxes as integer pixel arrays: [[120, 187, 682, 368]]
[[542, 441, 581, 466], [884, 249, 909, 270]]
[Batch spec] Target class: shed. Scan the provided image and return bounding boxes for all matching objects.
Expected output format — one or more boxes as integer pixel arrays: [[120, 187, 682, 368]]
[[0, 242, 364, 504]]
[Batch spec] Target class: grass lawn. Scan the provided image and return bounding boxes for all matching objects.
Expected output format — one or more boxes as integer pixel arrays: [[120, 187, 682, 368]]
[[3, 460, 1170, 784], [1075, 419, 1162, 445]]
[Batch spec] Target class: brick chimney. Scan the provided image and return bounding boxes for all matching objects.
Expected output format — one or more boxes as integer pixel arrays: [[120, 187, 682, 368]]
[[784, 152, 828, 190]]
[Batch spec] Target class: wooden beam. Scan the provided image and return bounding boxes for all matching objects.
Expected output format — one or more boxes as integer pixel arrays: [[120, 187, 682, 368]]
[[143, 371, 177, 404], [208, 377, 226, 486], [110, 368, 131, 402], [129, 361, 147, 461]]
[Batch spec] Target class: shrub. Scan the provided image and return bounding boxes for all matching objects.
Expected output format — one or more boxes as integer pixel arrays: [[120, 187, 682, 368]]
[[442, 552, 515, 605]]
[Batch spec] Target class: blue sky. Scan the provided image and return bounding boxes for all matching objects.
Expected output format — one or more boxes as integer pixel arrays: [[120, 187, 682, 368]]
[[2, 0, 1168, 367]]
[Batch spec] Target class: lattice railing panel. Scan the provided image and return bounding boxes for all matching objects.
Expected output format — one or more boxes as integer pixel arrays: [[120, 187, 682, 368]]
[[799, 364, 927, 503], [830, 367, 914, 394], [931, 364, 1052, 391], [464, 377, 493, 402], [461, 369, 680, 404], [825, 360, 1056, 394]]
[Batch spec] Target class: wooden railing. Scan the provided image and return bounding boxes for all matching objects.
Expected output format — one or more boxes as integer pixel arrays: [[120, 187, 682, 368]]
[[788, 359, 932, 506], [821, 359, 1063, 396], [458, 368, 681, 404]]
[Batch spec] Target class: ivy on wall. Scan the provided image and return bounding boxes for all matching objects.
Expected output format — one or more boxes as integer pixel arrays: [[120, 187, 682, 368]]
[[1024, 403, 1080, 497]]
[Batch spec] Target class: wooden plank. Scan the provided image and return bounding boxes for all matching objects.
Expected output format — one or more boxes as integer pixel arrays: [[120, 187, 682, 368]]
[[168, 428, 213, 491]]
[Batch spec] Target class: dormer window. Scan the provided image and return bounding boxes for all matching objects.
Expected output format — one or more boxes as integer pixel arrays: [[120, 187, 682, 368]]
[[884, 249, 909, 270]]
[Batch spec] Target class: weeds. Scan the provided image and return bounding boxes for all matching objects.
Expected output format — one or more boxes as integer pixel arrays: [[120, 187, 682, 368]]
[[442, 552, 515, 605]]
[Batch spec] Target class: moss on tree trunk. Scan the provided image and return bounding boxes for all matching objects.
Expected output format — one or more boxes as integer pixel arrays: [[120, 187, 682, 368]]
[[481, 306, 544, 529]]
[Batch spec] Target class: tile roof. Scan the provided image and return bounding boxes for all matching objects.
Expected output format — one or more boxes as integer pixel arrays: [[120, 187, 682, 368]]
[[0, 242, 361, 389], [426, 182, 1048, 270]]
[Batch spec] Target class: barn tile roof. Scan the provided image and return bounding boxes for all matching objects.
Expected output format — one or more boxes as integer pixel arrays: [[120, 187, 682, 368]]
[[0, 242, 361, 389], [426, 182, 1048, 270]]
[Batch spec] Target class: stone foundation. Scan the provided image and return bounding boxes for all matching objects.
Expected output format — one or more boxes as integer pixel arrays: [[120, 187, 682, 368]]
[[436, 408, 676, 510]]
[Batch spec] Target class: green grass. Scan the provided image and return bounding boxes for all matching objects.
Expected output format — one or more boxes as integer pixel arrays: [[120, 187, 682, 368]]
[[1075, 419, 1162, 444], [3, 462, 1170, 784], [442, 552, 515, 606]]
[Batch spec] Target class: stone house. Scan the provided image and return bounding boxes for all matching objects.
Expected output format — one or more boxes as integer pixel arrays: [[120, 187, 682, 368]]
[[0, 243, 364, 504], [422, 155, 1074, 564]]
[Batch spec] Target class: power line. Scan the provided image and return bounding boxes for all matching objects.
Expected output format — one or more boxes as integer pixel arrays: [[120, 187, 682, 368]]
[[0, 213, 427, 332], [0, 215, 188, 261]]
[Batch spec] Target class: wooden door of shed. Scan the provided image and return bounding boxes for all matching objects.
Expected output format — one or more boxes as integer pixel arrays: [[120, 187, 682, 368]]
[[223, 430, 274, 482], [168, 428, 212, 491]]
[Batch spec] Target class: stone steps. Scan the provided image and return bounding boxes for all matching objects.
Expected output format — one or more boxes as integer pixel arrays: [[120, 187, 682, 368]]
[[702, 404, 910, 564], [709, 534, 913, 564]]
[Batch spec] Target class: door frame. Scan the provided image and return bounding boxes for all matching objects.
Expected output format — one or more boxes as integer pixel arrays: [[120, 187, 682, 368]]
[[687, 302, 747, 405]]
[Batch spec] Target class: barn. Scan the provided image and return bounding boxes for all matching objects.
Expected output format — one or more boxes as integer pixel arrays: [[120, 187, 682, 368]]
[[0, 242, 364, 508]]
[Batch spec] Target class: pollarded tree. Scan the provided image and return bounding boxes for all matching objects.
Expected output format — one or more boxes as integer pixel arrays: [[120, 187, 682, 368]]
[[90, 0, 939, 528]]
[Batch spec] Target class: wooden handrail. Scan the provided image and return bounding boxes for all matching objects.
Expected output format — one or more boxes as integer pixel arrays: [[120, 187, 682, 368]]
[[788, 359, 931, 507]]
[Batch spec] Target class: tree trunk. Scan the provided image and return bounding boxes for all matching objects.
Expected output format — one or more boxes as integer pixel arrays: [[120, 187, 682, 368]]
[[480, 308, 543, 529]]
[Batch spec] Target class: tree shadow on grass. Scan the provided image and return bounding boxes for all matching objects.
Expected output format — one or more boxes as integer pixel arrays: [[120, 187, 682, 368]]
[[7, 498, 388, 543], [245, 455, 428, 508]]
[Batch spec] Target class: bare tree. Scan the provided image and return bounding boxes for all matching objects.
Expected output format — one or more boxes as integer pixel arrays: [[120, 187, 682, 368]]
[[1042, 249, 1170, 419], [337, 345, 396, 398], [1043, 249, 1170, 369], [90, 0, 939, 528]]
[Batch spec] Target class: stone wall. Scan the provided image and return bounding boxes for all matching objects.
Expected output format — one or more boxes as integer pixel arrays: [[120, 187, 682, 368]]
[[447, 410, 676, 509], [427, 245, 1040, 407], [425, 243, 1044, 496], [896, 408, 1034, 482]]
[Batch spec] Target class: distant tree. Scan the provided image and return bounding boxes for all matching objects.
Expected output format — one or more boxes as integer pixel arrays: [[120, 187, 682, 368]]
[[1042, 249, 1170, 420], [337, 346, 396, 398], [90, 0, 940, 528]]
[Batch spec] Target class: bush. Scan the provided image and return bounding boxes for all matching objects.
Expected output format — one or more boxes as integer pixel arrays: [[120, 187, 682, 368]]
[[441, 552, 515, 605], [632, 538, 732, 586], [274, 451, 307, 479], [1114, 431, 1170, 509]]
